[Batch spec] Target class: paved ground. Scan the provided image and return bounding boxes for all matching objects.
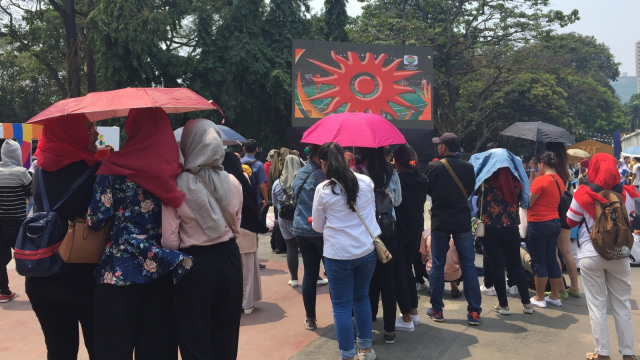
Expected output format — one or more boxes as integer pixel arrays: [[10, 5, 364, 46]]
[[1, 208, 639, 359]]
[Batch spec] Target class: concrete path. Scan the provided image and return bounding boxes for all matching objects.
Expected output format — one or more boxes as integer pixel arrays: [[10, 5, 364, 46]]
[[1, 233, 639, 360]]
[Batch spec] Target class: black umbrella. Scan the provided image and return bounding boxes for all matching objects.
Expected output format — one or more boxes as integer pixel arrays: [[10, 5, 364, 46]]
[[500, 121, 575, 146]]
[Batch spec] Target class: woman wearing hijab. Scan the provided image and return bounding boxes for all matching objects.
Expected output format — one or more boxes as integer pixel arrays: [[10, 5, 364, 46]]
[[0, 140, 31, 303], [223, 153, 265, 315], [567, 153, 637, 360], [272, 154, 304, 286], [88, 108, 192, 360], [162, 119, 243, 360], [26, 115, 99, 359]]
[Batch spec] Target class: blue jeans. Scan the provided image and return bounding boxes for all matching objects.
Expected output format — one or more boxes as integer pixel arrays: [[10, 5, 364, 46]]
[[527, 219, 561, 278], [324, 250, 377, 359], [429, 230, 482, 314]]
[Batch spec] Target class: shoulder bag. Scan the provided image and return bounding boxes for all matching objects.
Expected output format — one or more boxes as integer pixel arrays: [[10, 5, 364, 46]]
[[331, 178, 392, 263], [475, 183, 485, 237]]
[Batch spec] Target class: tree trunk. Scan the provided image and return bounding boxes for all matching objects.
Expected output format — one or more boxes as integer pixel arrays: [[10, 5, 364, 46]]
[[84, 0, 97, 92], [50, 0, 81, 97]]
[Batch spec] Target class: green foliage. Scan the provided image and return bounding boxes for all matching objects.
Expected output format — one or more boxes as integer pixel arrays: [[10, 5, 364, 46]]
[[324, 0, 348, 41]]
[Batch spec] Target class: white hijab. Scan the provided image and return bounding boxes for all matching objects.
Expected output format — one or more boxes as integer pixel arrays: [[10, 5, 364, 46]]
[[0, 139, 23, 168], [177, 119, 231, 238], [280, 155, 303, 193]]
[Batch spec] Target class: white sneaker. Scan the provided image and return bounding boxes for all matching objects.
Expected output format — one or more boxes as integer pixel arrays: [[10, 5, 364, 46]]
[[530, 296, 546, 308], [394, 317, 415, 332], [243, 307, 255, 315], [506, 285, 519, 295], [316, 278, 328, 286], [410, 314, 421, 326], [545, 295, 562, 307], [480, 285, 496, 296], [288, 280, 299, 287], [357, 348, 376, 360], [416, 282, 428, 291]]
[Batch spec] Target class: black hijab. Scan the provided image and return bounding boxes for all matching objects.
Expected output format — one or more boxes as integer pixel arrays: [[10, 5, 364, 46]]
[[222, 152, 268, 234]]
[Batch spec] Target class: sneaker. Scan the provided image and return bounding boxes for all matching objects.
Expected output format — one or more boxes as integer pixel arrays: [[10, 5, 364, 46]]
[[622, 355, 637, 360], [426, 308, 444, 322], [530, 296, 546, 308], [480, 285, 496, 296], [0, 292, 16, 303], [304, 318, 316, 330], [567, 289, 581, 298], [316, 278, 328, 286], [545, 295, 562, 307], [243, 306, 255, 315], [523, 303, 534, 314], [545, 290, 568, 300], [506, 285, 519, 295], [416, 282, 428, 291], [492, 303, 510, 315], [288, 280, 299, 287], [383, 332, 396, 344], [467, 311, 480, 326], [357, 348, 377, 359], [394, 317, 415, 332], [410, 314, 421, 326]]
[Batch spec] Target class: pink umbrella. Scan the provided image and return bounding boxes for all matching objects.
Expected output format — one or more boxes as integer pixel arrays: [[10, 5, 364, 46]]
[[27, 87, 219, 124], [301, 112, 406, 148]]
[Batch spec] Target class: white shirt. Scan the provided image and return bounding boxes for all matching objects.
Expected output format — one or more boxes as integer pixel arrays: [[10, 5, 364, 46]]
[[633, 164, 640, 186], [312, 173, 380, 260], [566, 192, 635, 260]]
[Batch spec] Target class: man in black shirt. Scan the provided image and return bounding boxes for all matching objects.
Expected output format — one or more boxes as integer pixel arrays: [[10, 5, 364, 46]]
[[425, 132, 482, 325]]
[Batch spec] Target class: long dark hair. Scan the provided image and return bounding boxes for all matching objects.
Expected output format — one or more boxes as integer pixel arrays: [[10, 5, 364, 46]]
[[318, 142, 359, 211], [357, 147, 394, 189], [545, 141, 569, 183], [539, 151, 559, 171], [393, 144, 418, 172]]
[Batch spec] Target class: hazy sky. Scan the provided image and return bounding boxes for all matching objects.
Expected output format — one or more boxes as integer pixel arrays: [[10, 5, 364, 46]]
[[309, 0, 640, 76]]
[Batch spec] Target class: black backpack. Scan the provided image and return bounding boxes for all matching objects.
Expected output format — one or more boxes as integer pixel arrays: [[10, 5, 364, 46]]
[[375, 187, 396, 238]]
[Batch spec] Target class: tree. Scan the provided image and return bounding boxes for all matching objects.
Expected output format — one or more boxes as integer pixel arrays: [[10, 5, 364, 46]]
[[324, 0, 348, 41], [627, 94, 640, 130], [350, 0, 579, 151]]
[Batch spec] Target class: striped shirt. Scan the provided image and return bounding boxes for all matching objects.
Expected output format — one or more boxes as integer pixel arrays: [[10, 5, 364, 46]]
[[0, 167, 32, 219]]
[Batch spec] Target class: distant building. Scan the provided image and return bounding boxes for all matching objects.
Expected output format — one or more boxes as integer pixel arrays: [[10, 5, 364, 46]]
[[636, 40, 640, 93], [612, 76, 637, 103]]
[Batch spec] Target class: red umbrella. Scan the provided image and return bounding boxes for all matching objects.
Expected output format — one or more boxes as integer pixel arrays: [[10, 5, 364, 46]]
[[28, 87, 219, 124], [301, 112, 406, 148]]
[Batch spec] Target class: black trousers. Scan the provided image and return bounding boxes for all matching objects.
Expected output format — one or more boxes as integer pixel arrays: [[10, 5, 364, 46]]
[[297, 235, 324, 319], [483, 227, 531, 307], [26, 265, 96, 360], [173, 239, 243, 360], [369, 233, 397, 332], [395, 232, 420, 314], [94, 274, 177, 360], [0, 218, 21, 294]]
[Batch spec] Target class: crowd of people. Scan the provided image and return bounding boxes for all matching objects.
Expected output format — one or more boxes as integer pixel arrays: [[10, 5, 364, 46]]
[[0, 109, 637, 360]]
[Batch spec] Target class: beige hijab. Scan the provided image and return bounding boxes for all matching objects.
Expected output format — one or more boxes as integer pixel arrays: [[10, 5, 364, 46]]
[[280, 155, 303, 193], [177, 119, 231, 238]]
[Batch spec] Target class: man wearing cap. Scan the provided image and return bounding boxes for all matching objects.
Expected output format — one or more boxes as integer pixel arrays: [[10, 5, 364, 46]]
[[425, 132, 482, 325]]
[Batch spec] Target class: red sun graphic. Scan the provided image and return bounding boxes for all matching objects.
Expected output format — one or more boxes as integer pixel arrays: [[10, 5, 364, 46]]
[[308, 51, 421, 119]]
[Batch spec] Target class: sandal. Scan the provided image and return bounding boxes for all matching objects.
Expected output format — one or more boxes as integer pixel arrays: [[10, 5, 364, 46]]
[[586, 353, 611, 360], [567, 289, 581, 298]]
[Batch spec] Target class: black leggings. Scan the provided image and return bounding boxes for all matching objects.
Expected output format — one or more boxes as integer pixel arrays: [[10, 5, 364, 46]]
[[369, 233, 397, 332], [284, 237, 299, 281], [395, 233, 420, 314]]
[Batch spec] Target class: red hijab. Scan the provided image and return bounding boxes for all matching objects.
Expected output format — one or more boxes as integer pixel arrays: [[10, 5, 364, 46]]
[[572, 153, 637, 218], [97, 108, 185, 208], [34, 114, 99, 171]]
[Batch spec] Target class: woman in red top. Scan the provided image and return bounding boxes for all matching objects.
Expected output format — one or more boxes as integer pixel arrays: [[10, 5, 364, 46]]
[[527, 151, 565, 308]]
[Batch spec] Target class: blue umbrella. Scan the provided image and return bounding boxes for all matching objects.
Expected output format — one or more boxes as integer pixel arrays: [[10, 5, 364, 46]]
[[174, 121, 247, 145], [622, 146, 640, 156]]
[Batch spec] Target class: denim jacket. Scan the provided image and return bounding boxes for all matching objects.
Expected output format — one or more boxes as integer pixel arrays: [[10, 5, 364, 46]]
[[292, 161, 326, 237]]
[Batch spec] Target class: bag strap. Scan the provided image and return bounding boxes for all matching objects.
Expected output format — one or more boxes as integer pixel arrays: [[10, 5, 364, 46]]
[[294, 168, 315, 203], [38, 163, 100, 212], [479, 182, 484, 219], [549, 174, 563, 198], [192, 172, 236, 235], [440, 158, 467, 199], [330, 178, 377, 242]]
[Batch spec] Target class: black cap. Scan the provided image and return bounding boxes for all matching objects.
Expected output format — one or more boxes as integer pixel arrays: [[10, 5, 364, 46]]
[[432, 132, 460, 152]]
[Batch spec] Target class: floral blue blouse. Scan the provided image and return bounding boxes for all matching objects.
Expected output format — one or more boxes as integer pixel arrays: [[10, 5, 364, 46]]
[[88, 175, 192, 285]]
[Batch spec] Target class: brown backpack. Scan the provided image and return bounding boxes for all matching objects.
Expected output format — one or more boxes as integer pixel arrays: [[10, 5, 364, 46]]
[[584, 184, 634, 260]]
